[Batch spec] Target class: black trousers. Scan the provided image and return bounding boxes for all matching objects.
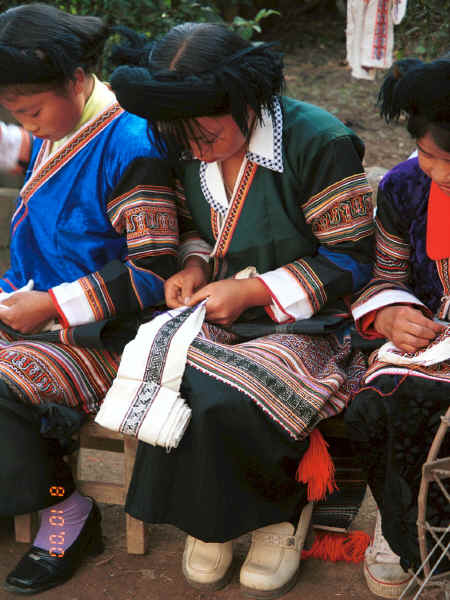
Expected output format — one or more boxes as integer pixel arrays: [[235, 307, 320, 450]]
[[345, 375, 450, 572], [0, 381, 77, 517]]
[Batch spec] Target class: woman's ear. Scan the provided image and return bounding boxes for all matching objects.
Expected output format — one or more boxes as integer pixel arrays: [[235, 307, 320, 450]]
[[68, 67, 88, 96]]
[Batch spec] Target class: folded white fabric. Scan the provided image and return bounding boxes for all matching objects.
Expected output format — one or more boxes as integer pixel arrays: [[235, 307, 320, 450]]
[[95, 301, 207, 450], [378, 325, 450, 367]]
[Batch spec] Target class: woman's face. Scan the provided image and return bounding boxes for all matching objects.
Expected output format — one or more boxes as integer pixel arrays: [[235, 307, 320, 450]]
[[417, 131, 450, 196], [0, 70, 89, 142], [189, 114, 247, 163]]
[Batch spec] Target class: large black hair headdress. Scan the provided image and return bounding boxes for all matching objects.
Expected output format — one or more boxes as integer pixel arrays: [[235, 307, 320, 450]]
[[0, 43, 71, 85], [378, 56, 450, 124], [111, 43, 283, 123], [0, 4, 108, 87], [109, 24, 284, 158]]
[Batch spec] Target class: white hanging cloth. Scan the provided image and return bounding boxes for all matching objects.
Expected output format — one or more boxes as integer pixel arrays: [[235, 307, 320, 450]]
[[346, 0, 408, 80]]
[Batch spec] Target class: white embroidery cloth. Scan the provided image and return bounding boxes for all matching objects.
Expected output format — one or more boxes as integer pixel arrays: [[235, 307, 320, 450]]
[[95, 301, 207, 450], [378, 326, 450, 367], [346, 0, 408, 81]]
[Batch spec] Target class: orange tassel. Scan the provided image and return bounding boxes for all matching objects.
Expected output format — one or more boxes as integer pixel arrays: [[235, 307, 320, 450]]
[[302, 530, 371, 563], [296, 429, 337, 501]]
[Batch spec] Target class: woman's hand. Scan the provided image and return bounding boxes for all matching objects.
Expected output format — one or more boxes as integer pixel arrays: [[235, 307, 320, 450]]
[[374, 304, 444, 353], [187, 277, 271, 327], [165, 257, 210, 308], [0, 291, 58, 334]]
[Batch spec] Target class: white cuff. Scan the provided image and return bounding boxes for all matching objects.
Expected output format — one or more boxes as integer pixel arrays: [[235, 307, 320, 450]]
[[51, 280, 95, 327], [259, 267, 313, 323], [0, 123, 23, 171], [352, 289, 424, 322], [178, 239, 212, 267]]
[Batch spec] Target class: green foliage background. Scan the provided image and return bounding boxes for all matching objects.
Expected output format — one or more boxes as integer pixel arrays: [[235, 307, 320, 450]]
[[394, 0, 449, 60], [0, 1, 447, 59], [0, 1, 222, 37]]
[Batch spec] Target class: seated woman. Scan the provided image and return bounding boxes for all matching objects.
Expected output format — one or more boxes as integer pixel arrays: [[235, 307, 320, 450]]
[[108, 22, 374, 598], [346, 56, 450, 598], [0, 3, 178, 595]]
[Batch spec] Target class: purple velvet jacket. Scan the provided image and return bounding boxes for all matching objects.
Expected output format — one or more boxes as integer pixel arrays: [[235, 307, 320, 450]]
[[376, 156, 442, 313]]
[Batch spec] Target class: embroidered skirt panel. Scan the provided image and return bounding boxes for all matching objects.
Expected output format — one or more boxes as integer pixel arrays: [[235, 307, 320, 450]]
[[125, 325, 367, 540], [0, 330, 120, 413]]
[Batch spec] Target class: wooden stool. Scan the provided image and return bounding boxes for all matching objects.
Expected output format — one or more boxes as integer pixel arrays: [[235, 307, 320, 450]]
[[14, 421, 148, 555]]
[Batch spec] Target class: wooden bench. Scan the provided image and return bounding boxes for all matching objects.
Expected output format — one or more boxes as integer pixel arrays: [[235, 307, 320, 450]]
[[14, 421, 148, 555]]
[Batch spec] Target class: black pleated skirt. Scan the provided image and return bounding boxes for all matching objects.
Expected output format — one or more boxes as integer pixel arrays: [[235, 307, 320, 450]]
[[125, 365, 310, 542]]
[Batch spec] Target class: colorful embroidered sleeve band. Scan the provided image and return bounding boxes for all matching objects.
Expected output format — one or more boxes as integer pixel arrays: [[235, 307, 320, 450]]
[[260, 134, 374, 323], [351, 158, 439, 337]]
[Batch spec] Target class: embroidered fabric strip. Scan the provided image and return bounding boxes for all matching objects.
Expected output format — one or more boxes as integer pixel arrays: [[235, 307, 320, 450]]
[[283, 260, 327, 315], [377, 326, 450, 367], [95, 303, 207, 449], [107, 184, 178, 259], [364, 356, 450, 386]]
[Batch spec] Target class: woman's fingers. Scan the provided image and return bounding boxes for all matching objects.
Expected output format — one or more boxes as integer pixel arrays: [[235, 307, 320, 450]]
[[395, 332, 432, 353], [188, 287, 209, 306], [181, 279, 198, 305], [166, 265, 210, 308], [406, 319, 442, 340], [165, 280, 184, 307], [375, 305, 444, 348]]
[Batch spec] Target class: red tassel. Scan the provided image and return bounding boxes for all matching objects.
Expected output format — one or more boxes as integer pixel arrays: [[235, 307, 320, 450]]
[[296, 429, 337, 501], [302, 530, 372, 563]]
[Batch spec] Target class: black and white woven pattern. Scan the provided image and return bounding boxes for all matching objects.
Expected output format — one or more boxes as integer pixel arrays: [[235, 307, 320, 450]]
[[246, 98, 284, 173], [199, 162, 228, 216]]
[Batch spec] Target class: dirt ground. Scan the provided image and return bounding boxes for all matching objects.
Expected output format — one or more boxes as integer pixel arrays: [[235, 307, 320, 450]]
[[0, 493, 380, 600], [274, 6, 420, 171], [1, 452, 446, 600], [0, 6, 448, 600]]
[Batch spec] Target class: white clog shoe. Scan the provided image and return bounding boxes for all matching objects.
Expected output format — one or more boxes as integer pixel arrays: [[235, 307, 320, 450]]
[[240, 502, 313, 599], [182, 535, 233, 591], [364, 511, 413, 598]]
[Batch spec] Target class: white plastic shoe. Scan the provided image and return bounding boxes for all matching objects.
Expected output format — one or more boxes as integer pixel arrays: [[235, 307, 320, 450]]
[[364, 511, 413, 598], [182, 535, 233, 591], [240, 502, 313, 599]]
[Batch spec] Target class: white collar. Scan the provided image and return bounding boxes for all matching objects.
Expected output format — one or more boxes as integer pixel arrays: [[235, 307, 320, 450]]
[[247, 97, 283, 173], [199, 97, 283, 216]]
